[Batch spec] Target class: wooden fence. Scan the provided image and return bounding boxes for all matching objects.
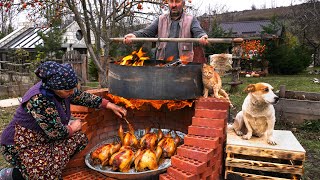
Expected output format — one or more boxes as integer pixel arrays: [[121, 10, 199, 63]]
[[274, 85, 320, 124]]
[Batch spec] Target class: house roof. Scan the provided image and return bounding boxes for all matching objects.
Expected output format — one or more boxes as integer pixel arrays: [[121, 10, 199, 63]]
[[0, 21, 94, 52], [0, 27, 51, 50], [219, 20, 282, 38]]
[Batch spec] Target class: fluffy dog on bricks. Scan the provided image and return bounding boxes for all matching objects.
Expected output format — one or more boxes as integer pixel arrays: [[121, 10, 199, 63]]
[[232, 83, 279, 145]]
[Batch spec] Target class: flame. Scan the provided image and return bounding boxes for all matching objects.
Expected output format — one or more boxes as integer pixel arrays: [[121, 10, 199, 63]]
[[179, 55, 189, 65], [166, 56, 174, 62], [119, 47, 150, 66], [107, 94, 194, 111]]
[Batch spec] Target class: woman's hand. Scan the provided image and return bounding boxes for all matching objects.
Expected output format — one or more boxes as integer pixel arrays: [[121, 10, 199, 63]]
[[106, 102, 127, 118], [69, 119, 82, 132]]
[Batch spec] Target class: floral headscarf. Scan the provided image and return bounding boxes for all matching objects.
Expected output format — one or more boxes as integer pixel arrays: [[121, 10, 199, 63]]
[[35, 61, 78, 90]]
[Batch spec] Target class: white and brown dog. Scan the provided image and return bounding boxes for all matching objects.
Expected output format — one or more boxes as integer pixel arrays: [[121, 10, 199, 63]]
[[232, 83, 279, 145]]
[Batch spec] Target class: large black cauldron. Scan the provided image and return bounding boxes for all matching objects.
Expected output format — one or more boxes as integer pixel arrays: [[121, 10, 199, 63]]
[[108, 61, 203, 100]]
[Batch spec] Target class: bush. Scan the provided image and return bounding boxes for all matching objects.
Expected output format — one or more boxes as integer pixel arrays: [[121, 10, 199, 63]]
[[88, 59, 98, 81], [278, 45, 312, 74], [300, 119, 320, 132]]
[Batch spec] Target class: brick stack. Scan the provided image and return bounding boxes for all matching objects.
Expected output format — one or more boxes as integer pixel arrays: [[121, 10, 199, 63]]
[[62, 88, 229, 180], [160, 97, 229, 180], [62, 88, 116, 178]]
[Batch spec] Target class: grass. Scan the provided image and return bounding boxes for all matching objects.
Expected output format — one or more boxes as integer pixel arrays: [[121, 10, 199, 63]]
[[0, 71, 319, 178]]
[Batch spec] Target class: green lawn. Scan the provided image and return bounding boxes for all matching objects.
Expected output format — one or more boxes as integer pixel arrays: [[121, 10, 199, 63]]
[[0, 72, 320, 179]]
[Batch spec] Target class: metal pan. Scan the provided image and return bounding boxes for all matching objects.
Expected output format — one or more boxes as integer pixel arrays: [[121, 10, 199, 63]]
[[85, 128, 186, 180]]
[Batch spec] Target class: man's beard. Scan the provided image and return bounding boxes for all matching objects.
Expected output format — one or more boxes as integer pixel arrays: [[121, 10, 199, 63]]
[[170, 9, 182, 19]]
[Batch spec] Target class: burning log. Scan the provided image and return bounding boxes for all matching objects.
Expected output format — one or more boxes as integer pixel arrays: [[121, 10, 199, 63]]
[[164, 59, 183, 67]]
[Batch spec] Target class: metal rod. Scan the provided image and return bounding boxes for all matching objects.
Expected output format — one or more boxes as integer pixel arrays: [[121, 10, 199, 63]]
[[110, 37, 243, 44], [122, 117, 130, 125]]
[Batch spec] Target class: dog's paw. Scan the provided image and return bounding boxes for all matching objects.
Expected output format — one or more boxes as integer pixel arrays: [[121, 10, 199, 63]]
[[267, 138, 277, 145], [242, 134, 252, 140], [235, 131, 243, 136]]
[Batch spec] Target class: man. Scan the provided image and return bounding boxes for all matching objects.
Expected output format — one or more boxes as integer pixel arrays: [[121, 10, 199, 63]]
[[124, 0, 208, 62]]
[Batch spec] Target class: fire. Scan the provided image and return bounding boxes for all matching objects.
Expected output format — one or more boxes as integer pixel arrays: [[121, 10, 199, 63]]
[[107, 94, 194, 111], [119, 47, 150, 66], [179, 55, 189, 65], [166, 56, 174, 62]]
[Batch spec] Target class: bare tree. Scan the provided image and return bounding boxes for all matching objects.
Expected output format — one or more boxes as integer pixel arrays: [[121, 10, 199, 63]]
[[0, 2, 18, 38], [290, 0, 320, 66]]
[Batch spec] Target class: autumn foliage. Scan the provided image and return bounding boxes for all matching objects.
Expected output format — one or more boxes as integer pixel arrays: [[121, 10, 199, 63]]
[[240, 40, 266, 60]]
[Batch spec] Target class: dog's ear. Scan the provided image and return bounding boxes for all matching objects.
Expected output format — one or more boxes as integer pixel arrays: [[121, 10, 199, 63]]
[[245, 84, 256, 93]]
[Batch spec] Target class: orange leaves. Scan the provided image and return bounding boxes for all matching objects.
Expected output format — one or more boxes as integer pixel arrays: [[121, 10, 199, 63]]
[[240, 40, 266, 60]]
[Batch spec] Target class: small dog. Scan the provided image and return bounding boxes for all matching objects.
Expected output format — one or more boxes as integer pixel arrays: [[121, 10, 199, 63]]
[[232, 83, 279, 145]]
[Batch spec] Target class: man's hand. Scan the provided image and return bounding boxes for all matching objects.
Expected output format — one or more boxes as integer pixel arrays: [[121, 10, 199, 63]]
[[106, 102, 127, 118], [123, 33, 136, 45], [199, 35, 209, 45]]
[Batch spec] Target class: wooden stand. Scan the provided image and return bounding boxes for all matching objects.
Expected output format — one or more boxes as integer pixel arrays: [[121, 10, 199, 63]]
[[225, 129, 305, 180]]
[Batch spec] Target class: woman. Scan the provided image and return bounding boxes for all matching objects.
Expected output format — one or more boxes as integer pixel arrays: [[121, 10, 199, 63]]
[[0, 61, 127, 179]]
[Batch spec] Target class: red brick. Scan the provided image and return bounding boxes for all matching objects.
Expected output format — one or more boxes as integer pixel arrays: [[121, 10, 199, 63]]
[[65, 157, 86, 169], [184, 134, 219, 149], [85, 88, 108, 97], [195, 98, 230, 110], [194, 109, 227, 119], [177, 144, 214, 162], [167, 166, 199, 180], [62, 167, 108, 179], [81, 122, 89, 132], [171, 155, 207, 174], [70, 105, 94, 113], [192, 117, 225, 129], [188, 125, 223, 138], [200, 165, 215, 180], [160, 173, 176, 180]]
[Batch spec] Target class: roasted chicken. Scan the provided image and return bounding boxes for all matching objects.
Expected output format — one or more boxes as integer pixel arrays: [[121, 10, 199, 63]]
[[134, 146, 163, 172], [140, 127, 164, 150], [109, 146, 136, 172], [157, 131, 181, 158], [118, 123, 139, 149], [90, 143, 121, 166]]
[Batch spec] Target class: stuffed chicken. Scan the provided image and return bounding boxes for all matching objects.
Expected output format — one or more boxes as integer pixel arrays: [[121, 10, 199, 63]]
[[139, 127, 163, 150], [118, 123, 139, 149], [157, 131, 181, 158], [134, 146, 163, 172], [90, 143, 121, 166], [109, 146, 136, 172]]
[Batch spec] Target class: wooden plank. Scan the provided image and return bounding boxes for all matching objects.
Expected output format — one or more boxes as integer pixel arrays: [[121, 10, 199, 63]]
[[227, 130, 305, 160], [226, 171, 292, 180], [226, 158, 303, 175], [226, 145, 305, 161], [275, 99, 320, 116], [285, 90, 320, 101]]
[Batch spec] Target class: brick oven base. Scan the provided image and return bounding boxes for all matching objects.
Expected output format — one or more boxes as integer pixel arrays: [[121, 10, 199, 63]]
[[62, 89, 229, 180]]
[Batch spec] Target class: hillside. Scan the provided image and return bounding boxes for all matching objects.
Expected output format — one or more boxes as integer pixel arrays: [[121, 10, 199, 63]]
[[201, 3, 315, 22]]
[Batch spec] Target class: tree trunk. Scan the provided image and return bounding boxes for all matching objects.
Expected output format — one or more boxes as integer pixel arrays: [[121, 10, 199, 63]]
[[314, 47, 320, 67], [262, 60, 269, 76], [98, 55, 108, 88]]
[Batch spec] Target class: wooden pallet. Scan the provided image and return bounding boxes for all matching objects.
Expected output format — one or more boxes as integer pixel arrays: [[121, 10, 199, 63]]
[[225, 129, 305, 180]]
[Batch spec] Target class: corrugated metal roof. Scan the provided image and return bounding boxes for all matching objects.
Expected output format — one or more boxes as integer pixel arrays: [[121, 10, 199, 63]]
[[220, 20, 282, 37], [1, 27, 50, 49]]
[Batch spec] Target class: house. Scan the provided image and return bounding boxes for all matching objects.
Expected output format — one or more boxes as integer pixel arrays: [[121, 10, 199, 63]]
[[219, 20, 282, 39], [0, 20, 101, 62]]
